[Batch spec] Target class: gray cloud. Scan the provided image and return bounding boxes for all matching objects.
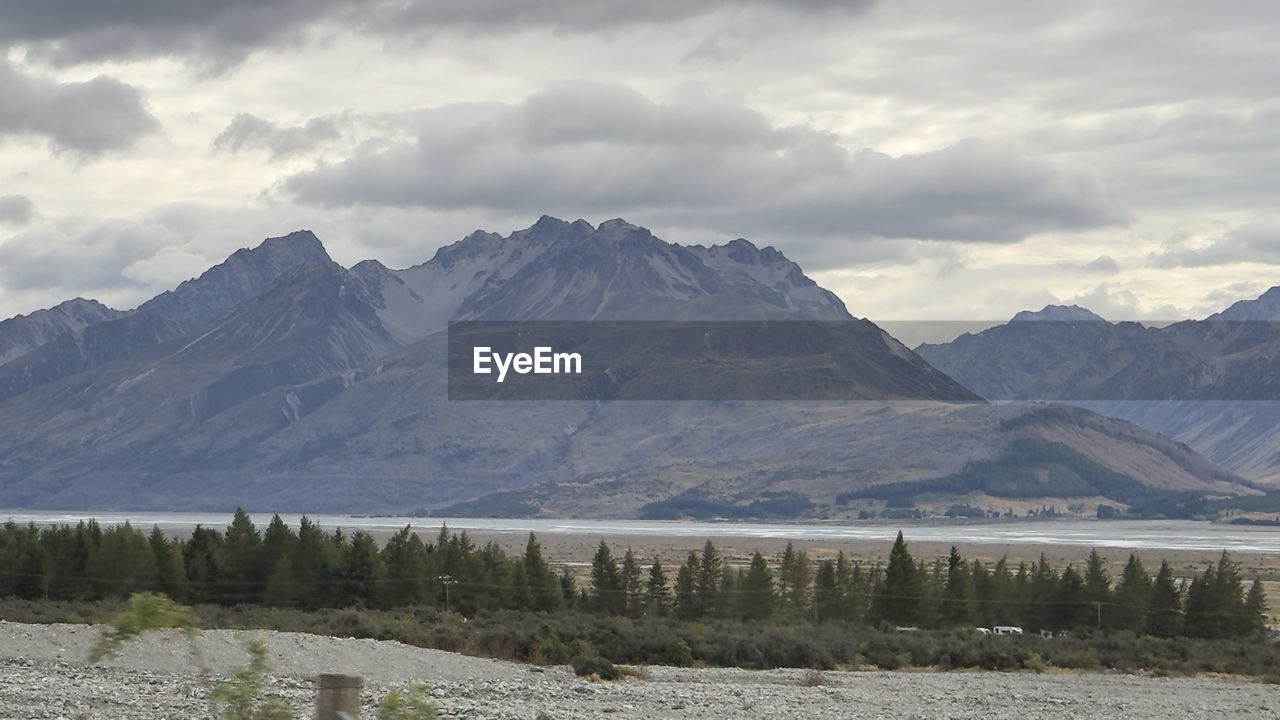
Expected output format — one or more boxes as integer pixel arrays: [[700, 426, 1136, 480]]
[[370, 0, 874, 35], [0, 59, 158, 155], [0, 0, 872, 68], [284, 83, 1125, 246], [213, 112, 342, 160], [0, 195, 36, 226], [0, 0, 350, 68], [1149, 222, 1280, 268], [1081, 255, 1120, 274]]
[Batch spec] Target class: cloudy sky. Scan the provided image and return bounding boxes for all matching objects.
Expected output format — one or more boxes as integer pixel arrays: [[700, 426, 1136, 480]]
[[1, 0, 1278, 324]]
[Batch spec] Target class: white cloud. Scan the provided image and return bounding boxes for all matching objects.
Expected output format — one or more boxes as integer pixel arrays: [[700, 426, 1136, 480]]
[[1149, 221, 1280, 268]]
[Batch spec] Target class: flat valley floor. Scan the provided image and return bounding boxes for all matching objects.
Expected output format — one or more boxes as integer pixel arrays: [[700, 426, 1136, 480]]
[[442, 529, 1280, 599]]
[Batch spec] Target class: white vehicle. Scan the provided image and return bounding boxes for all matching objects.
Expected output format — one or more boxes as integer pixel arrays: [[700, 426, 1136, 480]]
[[992, 625, 1024, 636], [974, 627, 993, 635]]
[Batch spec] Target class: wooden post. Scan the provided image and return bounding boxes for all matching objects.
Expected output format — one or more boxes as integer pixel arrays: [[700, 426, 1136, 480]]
[[316, 674, 362, 720]]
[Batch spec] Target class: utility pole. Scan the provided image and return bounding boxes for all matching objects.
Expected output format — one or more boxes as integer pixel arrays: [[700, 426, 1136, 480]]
[[1095, 601, 1102, 631], [812, 586, 819, 624], [439, 574, 458, 614]]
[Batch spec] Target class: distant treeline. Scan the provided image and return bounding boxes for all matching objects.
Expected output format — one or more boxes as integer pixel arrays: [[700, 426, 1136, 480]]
[[837, 438, 1160, 508], [0, 511, 1268, 641]]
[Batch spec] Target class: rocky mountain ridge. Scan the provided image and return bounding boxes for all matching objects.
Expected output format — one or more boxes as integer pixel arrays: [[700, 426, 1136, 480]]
[[0, 218, 1257, 514]]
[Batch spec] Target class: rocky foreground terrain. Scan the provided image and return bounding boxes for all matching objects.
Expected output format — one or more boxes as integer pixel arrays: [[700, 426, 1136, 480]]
[[1, 622, 1277, 719]]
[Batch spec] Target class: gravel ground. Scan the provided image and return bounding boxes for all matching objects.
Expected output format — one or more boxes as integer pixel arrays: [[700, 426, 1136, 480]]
[[1, 621, 1276, 719]]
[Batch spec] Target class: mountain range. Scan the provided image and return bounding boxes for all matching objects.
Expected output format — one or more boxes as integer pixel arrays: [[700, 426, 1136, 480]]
[[918, 301, 1280, 486], [0, 218, 1263, 516]]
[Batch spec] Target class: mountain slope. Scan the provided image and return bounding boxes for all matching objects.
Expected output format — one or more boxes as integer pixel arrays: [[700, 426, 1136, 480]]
[[0, 231, 331, 403], [0, 220, 1255, 513], [441, 403, 1251, 519], [916, 296, 1280, 485], [0, 298, 124, 367], [0, 259, 398, 497]]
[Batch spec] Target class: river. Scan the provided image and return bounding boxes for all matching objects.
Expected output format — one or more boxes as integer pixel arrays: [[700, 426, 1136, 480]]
[[3, 512, 1279, 554]]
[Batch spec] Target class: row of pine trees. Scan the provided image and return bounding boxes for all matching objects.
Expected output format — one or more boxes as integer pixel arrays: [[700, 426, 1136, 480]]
[[0, 512, 1268, 640], [613, 533, 1268, 639]]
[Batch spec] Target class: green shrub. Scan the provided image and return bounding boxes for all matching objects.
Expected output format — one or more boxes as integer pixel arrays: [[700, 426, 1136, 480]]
[[1023, 652, 1049, 674], [672, 637, 694, 667], [208, 639, 295, 720], [377, 684, 440, 720], [572, 655, 620, 680], [8, 596, 1277, 680], [89, 592, 198, 663]]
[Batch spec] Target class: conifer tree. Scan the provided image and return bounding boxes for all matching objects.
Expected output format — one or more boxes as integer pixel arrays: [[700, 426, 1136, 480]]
[[941, 546, 975, 626], [381, 526, 432, 607], [718, 564, 740, 619], [832, 551, 853, 622], [559, 567, 581, 611], [223, 508, 263, 602], [262, 554, 298, 607], [260, 514, 297, 584], [40, 524, 91, 601], [523, 533, 563, 613], [340, 531, 386, 609], [1083, 549, 1111, 607], [1110, 554, 1151, 633], [184, 525, 225, 604], [696, 540, 723, 617], [1055, 565, 1087, 630], [1010, 560, 1031, 627], [474, 541, 513, 612], [149, 527, 189, 602], [1213, 552, 1248, 638], [814, 559, 841, 623], [918, 558, 944, 628], [1144, 560, 1182, 638], [621, 548, 643, 617], [508, 560, 532, 611], [872, 532, 920, 626], [1027, 556, 1058, 630], [1182, 563, 1215, 638], [590, 541, 625, 615], [291, 517, 334, 609], [740, 551, 775, 621], [969, 558, 990, 626], [674, 551, 699, 620], [846, 562, 871, 624], [778, 542, 812, 616], [1244, 578, 1269, 639], [646, 556, 670, 617], [86, 523, 156, 599]]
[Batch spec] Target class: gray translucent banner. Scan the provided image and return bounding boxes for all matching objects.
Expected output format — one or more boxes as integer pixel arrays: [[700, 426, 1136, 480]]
[[449, 319, 1280, 402], [447, 321, 982, 401]]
